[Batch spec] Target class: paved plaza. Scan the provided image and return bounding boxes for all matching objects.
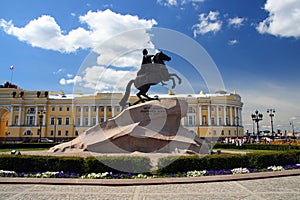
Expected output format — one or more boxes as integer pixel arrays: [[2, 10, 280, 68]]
[[0, 175, 299, 200]]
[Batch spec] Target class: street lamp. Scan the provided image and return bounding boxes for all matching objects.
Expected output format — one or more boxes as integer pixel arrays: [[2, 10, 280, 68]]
[[251, 110, 263, 141], [38, 110, 46, 142], [267, 109, 275, 140], [290, 121, 295, 141]]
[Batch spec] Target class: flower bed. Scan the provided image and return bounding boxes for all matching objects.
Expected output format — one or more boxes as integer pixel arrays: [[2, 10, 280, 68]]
[[1, 164, 299, 179]]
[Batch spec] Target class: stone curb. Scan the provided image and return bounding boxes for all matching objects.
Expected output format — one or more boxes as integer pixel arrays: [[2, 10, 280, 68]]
[[0, 169, 299, 186]]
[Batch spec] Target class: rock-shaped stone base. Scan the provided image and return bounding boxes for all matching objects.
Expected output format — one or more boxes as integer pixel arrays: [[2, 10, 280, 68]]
[[49, 99, 208, 154]]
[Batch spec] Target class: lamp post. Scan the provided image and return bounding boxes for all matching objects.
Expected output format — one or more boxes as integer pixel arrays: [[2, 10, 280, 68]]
[[251, 110, 263, 142], [53, 117, 56, 143], [38, 110, 46, 143], [267, 109, 275, 140], [290, 121, 295, 141]]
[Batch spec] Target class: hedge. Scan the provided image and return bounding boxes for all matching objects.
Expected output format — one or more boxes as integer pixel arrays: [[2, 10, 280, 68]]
[[213, 143, 300, 151], [0, 155, 151, 174], [0, 143, 59, 149], [157, 151, 300, 174]]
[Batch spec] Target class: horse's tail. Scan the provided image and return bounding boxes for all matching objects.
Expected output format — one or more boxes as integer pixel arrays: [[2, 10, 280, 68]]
[[119, 79, 135, 109]]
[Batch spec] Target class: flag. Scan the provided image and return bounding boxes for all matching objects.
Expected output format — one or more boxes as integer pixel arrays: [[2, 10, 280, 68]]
[[9, 65, 14, 70]]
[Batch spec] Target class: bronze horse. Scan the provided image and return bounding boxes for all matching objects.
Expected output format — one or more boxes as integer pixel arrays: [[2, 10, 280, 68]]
[[119, 51, 181, 108]]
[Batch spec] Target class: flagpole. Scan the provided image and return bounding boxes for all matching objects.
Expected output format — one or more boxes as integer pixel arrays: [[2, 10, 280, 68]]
[[9, 65, 14, 83], [10, 70, 13, 83]]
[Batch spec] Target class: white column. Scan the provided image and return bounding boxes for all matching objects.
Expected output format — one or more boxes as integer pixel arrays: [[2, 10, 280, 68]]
[[80, 106, 83, 126], [216, 105, 219, 126], [96, 106, 99, 124], [88, 106, 91, 126], [43, 106, 46, 125], [35, 105, 38, 126], [111, 106, 115, 117], [18, 105, 22, 125], [199, 105, 202, 126], [207, 105, 211, 126], [104, 106, 107, 122], [223, 106, 227, 126], [10, 106, 13, 125], [234, 107, 237, 125], [230, 106, 233, 126]]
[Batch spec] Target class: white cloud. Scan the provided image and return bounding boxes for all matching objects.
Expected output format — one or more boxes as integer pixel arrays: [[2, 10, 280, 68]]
[[77, 65, 136, 92], [192, 11, 222, 36], [228, 17, 246, 28], [59, 76, 82, 85], [66, 73, 73, 78], [158, 0, 205, 7], [53, 68, 65, 75], [0, 9, 157, 54], [228, 39, 238, 45], [0, 9, 158, 90], [256, 0, 300, 38]]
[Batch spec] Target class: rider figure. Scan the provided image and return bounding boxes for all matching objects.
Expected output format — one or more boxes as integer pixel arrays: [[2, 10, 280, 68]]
[[142, 49, 154, 65]]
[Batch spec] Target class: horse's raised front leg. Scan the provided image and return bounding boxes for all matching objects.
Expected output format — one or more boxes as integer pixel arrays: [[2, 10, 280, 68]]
[[170, 77, 176, 89], [169, 73, 182, 84]]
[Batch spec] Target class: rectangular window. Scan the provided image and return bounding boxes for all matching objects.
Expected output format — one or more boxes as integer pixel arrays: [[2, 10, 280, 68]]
[[58, 130, 61, 136], [219, 117, 222, 125], [100, 117, 104, 123], [65, 117, 70, 125], [66, 107, 70, 112], [65, 130, 69, 136], [187, 115, 195, 126], [221, 130, 224, 135], [101, 107, 104, 112], [94, 107, 97, 112], [202, 116, 207, 125], [58, 117, 62, 125], [85, 117, 88, 126], [108, 107, 112, 112], [228, 130, 231, 135], [213, 130, 217, 135], [92, 117, 96, 126], [218, 107, 222, 112], [77, 118, 81, 126], [85, 107, 89, 112], [52, 107, 55, 111], [211, 117, 215, 125], [50, 117, 55, 125], [50, 130, 54, 136], [211, 106, 214, 111], [26, 116, 35, 126], [59, 107, 62, 111]]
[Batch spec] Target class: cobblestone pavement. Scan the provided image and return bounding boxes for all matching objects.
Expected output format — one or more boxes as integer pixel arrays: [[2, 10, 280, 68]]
[[0, 175, 299, 200]]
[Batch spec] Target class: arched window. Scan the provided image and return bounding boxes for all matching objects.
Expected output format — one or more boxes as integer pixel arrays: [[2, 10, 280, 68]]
[[23, 130, 32, 135]]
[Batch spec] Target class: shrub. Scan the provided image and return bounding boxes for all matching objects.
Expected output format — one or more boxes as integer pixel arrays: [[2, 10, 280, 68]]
[[86, 156, 151, 174], [157, 150, 300, 175], [0, 155, 151, 174]]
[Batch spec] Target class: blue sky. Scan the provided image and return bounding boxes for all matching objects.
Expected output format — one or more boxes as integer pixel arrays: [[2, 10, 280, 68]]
[[1, 0, 300, 133]]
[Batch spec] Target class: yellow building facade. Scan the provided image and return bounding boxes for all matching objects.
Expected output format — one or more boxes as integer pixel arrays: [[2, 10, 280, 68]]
[[0, 87, 243, 142]]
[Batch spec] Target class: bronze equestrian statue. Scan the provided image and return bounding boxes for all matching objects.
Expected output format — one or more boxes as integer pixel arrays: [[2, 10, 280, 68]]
[[119, 50, 181, 109]]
